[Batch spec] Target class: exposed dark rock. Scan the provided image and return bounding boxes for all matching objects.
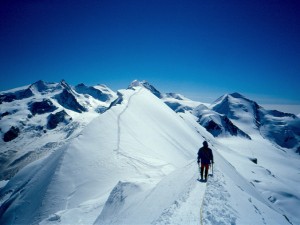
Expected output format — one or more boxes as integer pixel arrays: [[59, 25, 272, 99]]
[[222, 116, 238, 135], [60, 79, 74, 92], [0, 111, 10, 119], [267, 109, 296, 119], [47, 110, 72, 129], [196, 113, 251, 139], [0, 94, 15, 103], [28, 99, 58, 115], [54, 89, 86, 113], [211, 92, 299, 148], [106, 92, 124, 111], [3, 126, 20, 142], [205, 120, 222, 137], [249, 158, 258, 164], [223, 116, 251, 139], [0, 88, 34, 104]]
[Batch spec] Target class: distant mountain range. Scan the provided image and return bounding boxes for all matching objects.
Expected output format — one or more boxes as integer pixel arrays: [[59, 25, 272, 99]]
[[130, 80, 300, 150], [0, 80, 299, 224], [1, 80, 299, 180]]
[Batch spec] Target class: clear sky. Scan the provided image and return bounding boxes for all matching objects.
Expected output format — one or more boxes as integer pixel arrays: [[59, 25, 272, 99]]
[[1, 0, 299, 104]]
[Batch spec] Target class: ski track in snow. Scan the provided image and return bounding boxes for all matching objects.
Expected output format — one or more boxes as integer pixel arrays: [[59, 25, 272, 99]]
[[114, 88, 142, 154], [112, 88, 162, 177], [110, 88, 208, 225]]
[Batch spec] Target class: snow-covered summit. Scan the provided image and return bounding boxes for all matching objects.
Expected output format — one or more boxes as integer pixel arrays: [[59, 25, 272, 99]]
[[128, 80, 203, 113], [128, 80, 163, 98], [0, 80, 117, 180], [193, 104, 251, 139], [211, 92, 261, 124], [210, 92, 300, 150]]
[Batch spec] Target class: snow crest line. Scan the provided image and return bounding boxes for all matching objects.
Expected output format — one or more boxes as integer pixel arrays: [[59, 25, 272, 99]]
[[114, 88, 143, 153]]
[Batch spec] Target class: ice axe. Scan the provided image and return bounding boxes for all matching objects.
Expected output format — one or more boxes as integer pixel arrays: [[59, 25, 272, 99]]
[[197, 161, 201, 180], [209, 162, 214, 177]]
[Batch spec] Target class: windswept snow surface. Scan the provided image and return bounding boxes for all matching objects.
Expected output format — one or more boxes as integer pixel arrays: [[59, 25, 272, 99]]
[[0, 86, 298, 225], [216, 135, 300, 224]]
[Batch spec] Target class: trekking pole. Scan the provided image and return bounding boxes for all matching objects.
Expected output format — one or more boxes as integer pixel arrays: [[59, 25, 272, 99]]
[[198, 161, 201, 180]]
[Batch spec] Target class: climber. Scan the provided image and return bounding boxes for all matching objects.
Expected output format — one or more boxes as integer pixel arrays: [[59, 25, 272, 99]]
[[197, 141, 214, 182]]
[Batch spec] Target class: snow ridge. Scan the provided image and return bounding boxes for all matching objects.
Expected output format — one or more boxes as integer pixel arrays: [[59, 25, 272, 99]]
[[113, 88, 142, 154], [1, 80, 300, 225]]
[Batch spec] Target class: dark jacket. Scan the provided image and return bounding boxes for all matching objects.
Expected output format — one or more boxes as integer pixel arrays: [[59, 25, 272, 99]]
[[197, 147, 213, 165]]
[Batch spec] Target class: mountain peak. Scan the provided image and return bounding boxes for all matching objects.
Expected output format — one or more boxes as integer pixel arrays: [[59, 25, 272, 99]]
[[29, 80, 61, 94], [128, 80, 162, 98], [228, 92, 246, 99], [60, 79, 72, 90], [129, 80, 151, 88]]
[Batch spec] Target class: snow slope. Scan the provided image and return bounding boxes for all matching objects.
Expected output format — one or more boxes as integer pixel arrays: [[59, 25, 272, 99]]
[[0, 83, 299, 225], [0, 87, 203, 224]]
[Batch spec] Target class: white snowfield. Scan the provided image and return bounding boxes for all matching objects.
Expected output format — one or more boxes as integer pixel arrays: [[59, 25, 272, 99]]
[[0, 87, 299, 225]]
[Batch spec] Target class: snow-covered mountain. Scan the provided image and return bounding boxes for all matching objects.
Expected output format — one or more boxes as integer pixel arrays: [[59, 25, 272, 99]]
[[0, 80, 299, 225], [128, 80, 203, 113], [0, 80, 117, 180], [192, 104, 251, 139], [211, 92, 300, 151]]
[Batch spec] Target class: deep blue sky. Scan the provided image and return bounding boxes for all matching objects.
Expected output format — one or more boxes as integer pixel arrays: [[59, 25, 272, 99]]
[[1, 0, 299, 104]]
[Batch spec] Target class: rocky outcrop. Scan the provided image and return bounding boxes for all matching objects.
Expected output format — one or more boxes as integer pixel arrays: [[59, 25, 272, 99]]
[[0, 88, 34, 104], [197, 113, 251, 139], [47, 110, 72, 129], [3, 126, 20, 142], [0, 111, 10, 119], [28, 99, 57, 115], [54, 89, 86, 113], [193, 104, 251, 139], [211, 92, 300, 150]]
